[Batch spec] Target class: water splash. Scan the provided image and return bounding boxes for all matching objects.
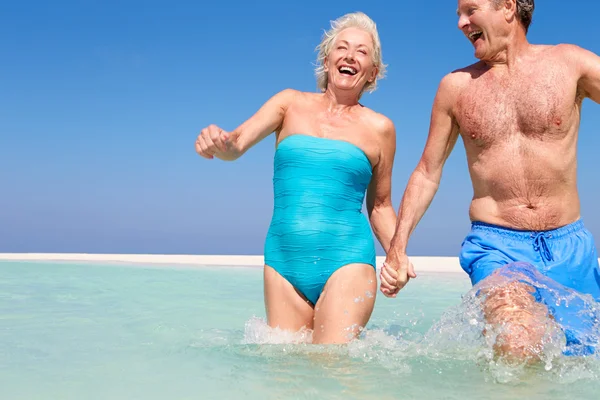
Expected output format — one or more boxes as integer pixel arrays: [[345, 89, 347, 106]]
[[242, 316, 313, 345], [238, 263, 600, 385], [419, 262, 600, 383]]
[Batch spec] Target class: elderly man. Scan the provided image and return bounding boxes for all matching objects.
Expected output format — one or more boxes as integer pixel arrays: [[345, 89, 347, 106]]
[[381, 0, 600, 360]]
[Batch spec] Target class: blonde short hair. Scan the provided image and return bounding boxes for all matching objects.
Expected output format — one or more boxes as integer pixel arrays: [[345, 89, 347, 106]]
[[314, 12, 387, 97]]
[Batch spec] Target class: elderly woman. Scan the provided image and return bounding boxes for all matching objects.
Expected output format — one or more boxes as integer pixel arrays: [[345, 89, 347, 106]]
[[195, 12, 397, 344]]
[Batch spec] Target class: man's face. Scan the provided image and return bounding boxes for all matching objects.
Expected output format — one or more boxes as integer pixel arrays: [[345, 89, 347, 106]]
[[457, 0, 509, 60]]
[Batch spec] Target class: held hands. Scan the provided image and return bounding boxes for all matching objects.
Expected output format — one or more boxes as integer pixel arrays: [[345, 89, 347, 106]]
[[379, 251, 417, 298], [195, 124, 234, 159]]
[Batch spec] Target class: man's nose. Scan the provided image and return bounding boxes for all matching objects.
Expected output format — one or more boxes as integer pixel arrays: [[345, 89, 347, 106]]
[[458, 14, 469, 30]]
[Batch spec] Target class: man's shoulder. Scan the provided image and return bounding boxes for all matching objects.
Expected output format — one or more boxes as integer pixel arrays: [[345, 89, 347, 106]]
[[447, 61, 486, 81], [531, 43, 591, 61], [433, 64, 479, 102], [547, 43, 586, 53], [436, 61, 485, 90]]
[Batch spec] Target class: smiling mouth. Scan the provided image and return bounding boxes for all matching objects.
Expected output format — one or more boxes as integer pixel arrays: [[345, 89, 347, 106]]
[[338, 66, 357, 76], [468, 30, 483, 43]]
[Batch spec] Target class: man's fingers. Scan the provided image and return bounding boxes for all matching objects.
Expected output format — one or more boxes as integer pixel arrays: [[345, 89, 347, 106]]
[[408, 262, 417, 279], [387, 266, 410, 290], [379, 256, 413, 296]]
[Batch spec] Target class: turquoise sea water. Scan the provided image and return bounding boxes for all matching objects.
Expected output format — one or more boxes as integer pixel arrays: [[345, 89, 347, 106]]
[[1, 261, 598, 400]]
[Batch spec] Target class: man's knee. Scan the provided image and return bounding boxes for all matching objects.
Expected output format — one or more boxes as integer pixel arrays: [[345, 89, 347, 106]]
[[492, 326, 546, 363], [482, 280, 552, 363]]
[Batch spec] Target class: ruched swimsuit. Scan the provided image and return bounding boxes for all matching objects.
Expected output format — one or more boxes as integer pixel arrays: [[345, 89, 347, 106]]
[[264, 134, 376, 305]]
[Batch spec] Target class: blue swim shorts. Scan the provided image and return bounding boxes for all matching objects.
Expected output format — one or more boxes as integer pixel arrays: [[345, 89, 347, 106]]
[[459, 220, 600, 356]]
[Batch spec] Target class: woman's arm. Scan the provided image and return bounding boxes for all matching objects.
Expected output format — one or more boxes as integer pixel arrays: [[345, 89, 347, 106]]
[[366, 116, 397, 252], [195, 89, 298, 160]]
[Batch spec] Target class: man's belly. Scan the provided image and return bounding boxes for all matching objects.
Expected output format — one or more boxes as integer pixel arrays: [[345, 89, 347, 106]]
[[468, 194, 581, 231]]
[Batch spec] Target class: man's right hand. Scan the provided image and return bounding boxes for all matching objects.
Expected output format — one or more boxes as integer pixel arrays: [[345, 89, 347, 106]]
[[379, 251, 416, 298]]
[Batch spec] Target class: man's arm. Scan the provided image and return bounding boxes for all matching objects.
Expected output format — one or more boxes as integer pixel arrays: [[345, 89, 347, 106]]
[[579, 47, 600, 104], [379, 73, 461, 297], [563, 44, 600, 104], [366, 116, 397, 252], [388, 74, 461, 256]]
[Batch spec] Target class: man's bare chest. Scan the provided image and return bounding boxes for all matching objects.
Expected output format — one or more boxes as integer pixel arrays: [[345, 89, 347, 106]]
[[453, 72, 578, 146]]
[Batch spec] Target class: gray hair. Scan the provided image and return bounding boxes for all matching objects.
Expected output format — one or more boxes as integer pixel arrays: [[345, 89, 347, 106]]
[[492, 0, 535, 33], [314, 12, 387, 97]]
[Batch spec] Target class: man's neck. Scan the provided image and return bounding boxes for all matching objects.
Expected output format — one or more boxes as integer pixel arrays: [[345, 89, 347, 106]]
[[486, 29, 530, 70]]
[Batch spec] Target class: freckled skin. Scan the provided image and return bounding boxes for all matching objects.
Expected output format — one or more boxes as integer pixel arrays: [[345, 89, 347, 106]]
[[381, 0, 600, 298], [452, 46, 583, 230], [381, 0, 600, 363]]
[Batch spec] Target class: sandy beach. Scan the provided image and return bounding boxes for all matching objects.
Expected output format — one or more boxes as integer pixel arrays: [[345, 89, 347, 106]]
[[4, 253, 600, 274], [0, 253, 465, 272]]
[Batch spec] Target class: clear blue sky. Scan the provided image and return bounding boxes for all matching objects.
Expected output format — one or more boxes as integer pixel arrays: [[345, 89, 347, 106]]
[[1, 0, 599, 256]]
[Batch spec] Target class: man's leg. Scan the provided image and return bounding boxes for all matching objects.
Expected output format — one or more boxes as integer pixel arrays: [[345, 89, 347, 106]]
[[477, 264, 560, 363], [460, 224, 560, 363], [530, 222, 600, 356]]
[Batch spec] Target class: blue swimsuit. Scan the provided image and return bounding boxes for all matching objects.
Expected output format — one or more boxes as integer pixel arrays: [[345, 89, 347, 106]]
[[264, 134, 376, 305]]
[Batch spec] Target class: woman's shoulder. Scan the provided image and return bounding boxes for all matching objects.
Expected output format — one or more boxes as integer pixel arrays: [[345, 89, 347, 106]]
[[272, 89, 322, 108], [273, 88, 321, 100], [360, 106, 395, 138]]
